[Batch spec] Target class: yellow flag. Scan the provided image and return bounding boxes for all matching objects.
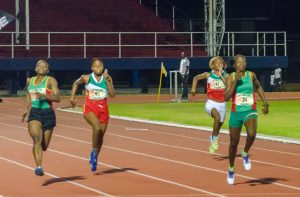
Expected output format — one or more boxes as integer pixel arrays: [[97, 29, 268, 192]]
[[161, 62, 167, 77]]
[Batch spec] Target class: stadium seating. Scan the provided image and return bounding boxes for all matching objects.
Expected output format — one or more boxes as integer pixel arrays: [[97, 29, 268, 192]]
[[0, 0, 207, 58]]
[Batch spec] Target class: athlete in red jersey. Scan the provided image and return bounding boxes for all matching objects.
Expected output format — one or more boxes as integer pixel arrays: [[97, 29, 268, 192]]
[[70, 58, 115, 172], [191, 56, 228, 154]]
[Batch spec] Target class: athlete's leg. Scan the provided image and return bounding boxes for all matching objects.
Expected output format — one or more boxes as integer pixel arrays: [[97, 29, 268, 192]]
[[97, 123, 108, 156], [28, 120, 43, 167], [84, 112, 102, 155], [41, 129, 54, 151], [209, 108, 223, 153], [211, 108, 223, 137], [243, 118, 257, 153], [229, 127, 242, 168], [227, 126, 241, 184]]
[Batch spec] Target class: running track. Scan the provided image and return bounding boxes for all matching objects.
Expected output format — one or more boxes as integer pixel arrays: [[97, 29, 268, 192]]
[[0, 96, 299, 197]]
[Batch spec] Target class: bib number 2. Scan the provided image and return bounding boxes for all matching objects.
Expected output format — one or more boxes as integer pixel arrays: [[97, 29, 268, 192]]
[[235, 93, 254, 106]]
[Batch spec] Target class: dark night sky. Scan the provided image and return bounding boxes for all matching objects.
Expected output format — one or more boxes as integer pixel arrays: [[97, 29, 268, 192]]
[[168, 0, 300, 36]]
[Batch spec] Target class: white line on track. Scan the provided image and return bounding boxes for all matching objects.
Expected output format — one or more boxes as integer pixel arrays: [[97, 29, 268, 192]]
[[2, 111, 298, 156], [56, 110, 300, 154], [55, 123, 300, 171], [51, 134, 300, 192], [0, 154, 114, 197], [1, 123, 300, 192], [0, 134, 224, 197], [0, 118, 299, 171]]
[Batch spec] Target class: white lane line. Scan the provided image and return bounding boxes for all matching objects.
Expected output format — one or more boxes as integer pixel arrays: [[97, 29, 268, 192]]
[[2, 129, 300, 193], [51, 133, 300, 192], [125, 127, 149, 131], [0, 155, 114, 197], [0, 135, 224, 197], [57, 110, 300, 154], [55, 123, 300, 172], [1, 112, 299, 156], [0, 120, 299, 172], [1, 122, 300, 192], [111, 123, 300, 156], [119, 193, 300, 197], [109, 115, 300, 145]]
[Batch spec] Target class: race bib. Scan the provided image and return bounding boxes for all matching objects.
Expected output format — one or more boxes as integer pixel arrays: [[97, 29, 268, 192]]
[[235, 93, 254, 106], [89, 89, 107, 100], [29, 88, 46, 101], [211, 79, 225, 89]]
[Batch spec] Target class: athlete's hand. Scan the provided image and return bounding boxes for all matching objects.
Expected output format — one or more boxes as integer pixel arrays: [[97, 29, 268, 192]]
[[262, 104, 269, 114], [35, 92, 45, 99], [103, 69, 112, 82], [191, 89, 196, 97], [235, 70, 243, 80], [21, 110, 28, 123], [103, 69, 109, 78], [70, 97, 77, 108]]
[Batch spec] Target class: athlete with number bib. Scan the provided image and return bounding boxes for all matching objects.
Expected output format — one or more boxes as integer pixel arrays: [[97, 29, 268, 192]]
[[225, 54, 269, 185], [70, 58, 115, 172], [191, 56, 228, 154], [22, 59, 61, 176]]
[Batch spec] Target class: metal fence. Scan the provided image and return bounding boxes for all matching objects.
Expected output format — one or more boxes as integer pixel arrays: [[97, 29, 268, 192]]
[[0, 31, 286, 58]]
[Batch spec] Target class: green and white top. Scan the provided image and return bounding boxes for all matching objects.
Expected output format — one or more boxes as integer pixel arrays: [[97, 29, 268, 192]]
[[231, 71, 257, 112], [27, 76, 52, 109]]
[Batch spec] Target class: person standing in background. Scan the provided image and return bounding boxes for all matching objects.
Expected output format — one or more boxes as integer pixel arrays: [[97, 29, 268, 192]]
[[179, 51, 190, 101], [274, 66, 282, 92]]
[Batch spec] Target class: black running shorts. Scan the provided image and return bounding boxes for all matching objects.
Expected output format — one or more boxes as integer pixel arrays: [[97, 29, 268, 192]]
[[28, 108, 56, 131]]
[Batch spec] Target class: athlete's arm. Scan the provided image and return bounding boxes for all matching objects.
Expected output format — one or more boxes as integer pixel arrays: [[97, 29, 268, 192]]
[[224, 71, 243, 101], [103, 69, 115, 97], [191, 72, 209, 96], [22, 78, 31, 123], [252, 72, 269, 114], [36, 77, 61, 102], [70, 75, 88, 107]]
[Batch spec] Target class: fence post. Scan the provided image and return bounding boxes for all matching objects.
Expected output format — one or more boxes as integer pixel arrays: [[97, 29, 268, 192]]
[[11, 33, 14, 58], [48, 32, 51, 58], [154, 33, 157, 58], [172, 6, 175, 30], [84, 32, 86, 58], [274, 32, 277, 56], [190, 32, 193, 57], [156, 0, 158, 17], [119, 33, 121, 58]]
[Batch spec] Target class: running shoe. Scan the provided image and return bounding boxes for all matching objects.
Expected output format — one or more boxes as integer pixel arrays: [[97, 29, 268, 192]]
[[227, 170, 235, 185], [89, 150, 97, 172], [241, 150, 251, 170], [34, 166, 44, 176], [209, 135, 219, 154]]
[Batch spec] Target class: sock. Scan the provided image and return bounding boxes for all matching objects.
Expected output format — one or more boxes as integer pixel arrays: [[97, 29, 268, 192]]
[[212, 135, 219, 140], [242, 150, 248, 157], [229, 166, 235, 172]]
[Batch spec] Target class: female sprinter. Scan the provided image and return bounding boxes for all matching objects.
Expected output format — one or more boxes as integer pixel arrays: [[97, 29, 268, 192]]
[[225, 54, 269, 184], [191, 56, 228, 154], [70, 58, 115, 172], [22, 59, 61, 176]]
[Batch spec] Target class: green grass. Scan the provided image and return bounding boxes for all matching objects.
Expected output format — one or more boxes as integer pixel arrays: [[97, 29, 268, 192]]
[[108, 100, 300, 139]]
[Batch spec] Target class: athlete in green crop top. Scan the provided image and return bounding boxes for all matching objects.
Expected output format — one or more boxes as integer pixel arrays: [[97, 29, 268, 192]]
[[224, 54, 269, 185], [22, 59, 61, 176]]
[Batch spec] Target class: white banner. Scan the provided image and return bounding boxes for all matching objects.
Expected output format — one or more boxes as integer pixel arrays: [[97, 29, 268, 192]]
[[0, 10, 15, 31]]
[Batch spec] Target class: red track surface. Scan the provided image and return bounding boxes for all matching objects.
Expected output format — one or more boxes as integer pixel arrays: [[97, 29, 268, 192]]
[[0, 94, 300, 197]]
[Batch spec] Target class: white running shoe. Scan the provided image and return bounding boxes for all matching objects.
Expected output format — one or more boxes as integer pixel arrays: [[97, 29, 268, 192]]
[[242, 152, 251, 170], [227, 170, 235, 185]]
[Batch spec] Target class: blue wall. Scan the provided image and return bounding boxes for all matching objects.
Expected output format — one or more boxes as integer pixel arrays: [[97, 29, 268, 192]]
[[0, 56, 288, 71], [0, 56, 288, 94]]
